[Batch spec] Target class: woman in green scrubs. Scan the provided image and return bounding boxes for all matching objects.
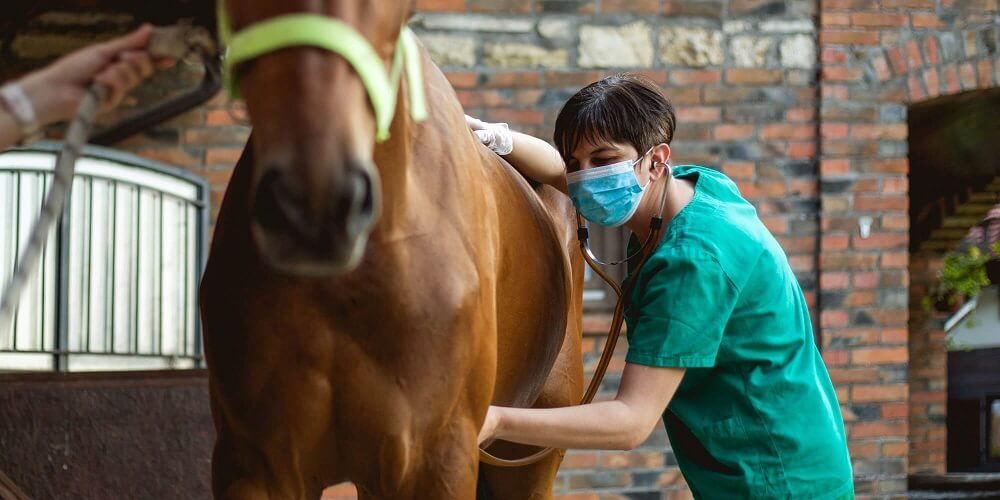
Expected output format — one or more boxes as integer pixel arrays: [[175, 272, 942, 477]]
[[471, 73, 854, 499]]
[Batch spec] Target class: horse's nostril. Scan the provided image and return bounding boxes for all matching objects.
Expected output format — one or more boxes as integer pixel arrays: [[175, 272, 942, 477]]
[[341, 168, 377, 237], [254, 169, 291, 232]]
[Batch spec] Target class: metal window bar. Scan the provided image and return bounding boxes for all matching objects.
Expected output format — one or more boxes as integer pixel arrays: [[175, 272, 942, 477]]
[[0, 143, 208, 372]]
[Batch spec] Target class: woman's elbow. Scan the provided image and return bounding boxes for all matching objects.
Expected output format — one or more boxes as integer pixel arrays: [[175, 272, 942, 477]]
[[618, 419, 657, 450]]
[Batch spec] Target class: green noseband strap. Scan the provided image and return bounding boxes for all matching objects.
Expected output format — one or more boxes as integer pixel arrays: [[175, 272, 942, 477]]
[[219, 10, 427, 142]]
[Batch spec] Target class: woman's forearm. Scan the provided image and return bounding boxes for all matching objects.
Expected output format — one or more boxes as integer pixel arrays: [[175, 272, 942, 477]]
[[503, 131, 567, 194], [492, 400, 649, 450]]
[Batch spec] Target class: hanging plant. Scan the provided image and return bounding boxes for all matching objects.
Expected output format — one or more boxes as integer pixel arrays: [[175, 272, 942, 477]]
[[923, 245, 993, 313]]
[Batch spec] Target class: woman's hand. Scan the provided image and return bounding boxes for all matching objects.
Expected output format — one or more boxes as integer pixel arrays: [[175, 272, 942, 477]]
[[18, 24, 172, 126], [465, 114, 513, 155]]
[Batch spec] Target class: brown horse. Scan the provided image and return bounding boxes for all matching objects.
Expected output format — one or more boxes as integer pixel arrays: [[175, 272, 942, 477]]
[[199, 1, 584, 499]]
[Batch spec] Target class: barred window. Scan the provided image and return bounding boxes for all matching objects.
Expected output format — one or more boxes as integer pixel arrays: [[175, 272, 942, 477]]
[[0, 143, 207, 372]]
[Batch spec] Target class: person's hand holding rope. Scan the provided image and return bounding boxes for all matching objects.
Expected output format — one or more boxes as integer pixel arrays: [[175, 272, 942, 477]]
[[0, 24, 173, 148]]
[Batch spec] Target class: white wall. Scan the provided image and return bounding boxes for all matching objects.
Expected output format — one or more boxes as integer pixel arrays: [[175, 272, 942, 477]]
[[947, 285, 1000, 350]]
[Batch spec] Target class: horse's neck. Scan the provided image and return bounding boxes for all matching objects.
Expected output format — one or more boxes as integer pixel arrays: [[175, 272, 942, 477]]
[[370, 50, 476, 241]]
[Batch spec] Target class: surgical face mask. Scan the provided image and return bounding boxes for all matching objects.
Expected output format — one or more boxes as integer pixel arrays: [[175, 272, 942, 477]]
[[566, 147, 654, 227]]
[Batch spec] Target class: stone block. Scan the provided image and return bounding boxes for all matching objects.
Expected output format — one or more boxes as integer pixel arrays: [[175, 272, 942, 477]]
[[781, 34, 816, 68], [579, 22, 654, 68], [484, 42, 568, 68], [419, 34, 476, 67], [538, 18, 573, 42], [414, 14, 534, 32], [659, 27, 724, 67], [731, 36, 774, 67], [759, 19, 815, 33]]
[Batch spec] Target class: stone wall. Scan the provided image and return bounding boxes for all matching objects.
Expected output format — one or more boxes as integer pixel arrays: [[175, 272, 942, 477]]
[[3, 0, 1000, 497]]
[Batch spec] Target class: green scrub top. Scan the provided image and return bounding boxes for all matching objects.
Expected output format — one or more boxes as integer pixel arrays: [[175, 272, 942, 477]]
[[623, 165, 853, 499]]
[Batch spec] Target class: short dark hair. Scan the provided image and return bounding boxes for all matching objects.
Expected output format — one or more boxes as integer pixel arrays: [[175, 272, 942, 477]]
[[553, 73, 676, 170]]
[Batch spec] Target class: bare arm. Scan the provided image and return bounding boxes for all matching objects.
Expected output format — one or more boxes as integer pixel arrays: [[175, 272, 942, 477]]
[[1, 25, 167, 149], [480, 363, 685, 450], [466, 115, 567, 194], [504, 131, 568, 194]]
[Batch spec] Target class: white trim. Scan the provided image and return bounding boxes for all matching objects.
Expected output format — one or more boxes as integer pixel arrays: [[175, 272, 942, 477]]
[[0, 151, 199, 201], [944, 297, 978, 333]]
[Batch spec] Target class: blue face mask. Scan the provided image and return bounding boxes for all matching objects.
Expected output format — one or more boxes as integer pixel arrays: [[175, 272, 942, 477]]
[[566, 148, 653, 227]]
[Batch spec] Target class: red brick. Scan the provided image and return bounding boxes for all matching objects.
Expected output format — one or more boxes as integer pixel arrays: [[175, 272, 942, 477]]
[[852, 348, 909, 366], [725, 69, 783, 85], [821, 84, 849, 100], [821, 13, 851, 26], [978, 59, 994, 88], [911, 72, 929, 100], [137, 148, 201, 167], [785, 107, 815, 122], [829, 367, 879, 383], [820, 30, 880, 45], [761, 124, 815, 140], [959, 62, 977, 89], [822, 48, 849, 64], [205, 147, 244, 166], [853, 272, 879, 288], [445, 72, 478, 89], [851, 124, 907, 140], [881, 441, 909, 457], [469, 0, 533, 12], [881, 328, 908, 344], [714, 125, 755, 141], [822, 234, 850, 250], [906, 39, 924, 69], [670, 70, 722, 86], [881, 251, 909, 268], [924, 68, 942, 98], [562, 452, 599, 468], [912, 13, 944, 29], [722, 161, 756, 179], [416, 0, 464, 10], [854, 195, 907, 211], [867, 158, 908, 173], [887, 47, 908, 74], [852, 233, 908, 250], [676, 106, 721, 123], [605, 0, 660, 11], [849, 442, 878, 458], [872, 55, 892, 82], [845, 291, 878, 307], [851, 13, 907, 27], [943, 64, 960, 93], [823, 349, 850, 366], [483, 72, 541, 88], [788, 142, 817, 159], [881, 0, 934, 6], [821, 309, 850, 327], [457, 90, 512, 107], [821, 123, 850, 139], [789, 179, 817, 197], [882, 215, 909, 230], [206, 109, 244, 126], [851, 421, 907, 438], [922, 37, 941, 65]]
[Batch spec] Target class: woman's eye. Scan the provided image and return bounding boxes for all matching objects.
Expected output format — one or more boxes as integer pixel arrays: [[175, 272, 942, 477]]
[[593, 158, 617, 166]]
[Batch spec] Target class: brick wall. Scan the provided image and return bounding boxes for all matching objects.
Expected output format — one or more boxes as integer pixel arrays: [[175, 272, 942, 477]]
[[907, 253, 948, 474], [817, 0, 999, 491], [3, 0, 999, 497]]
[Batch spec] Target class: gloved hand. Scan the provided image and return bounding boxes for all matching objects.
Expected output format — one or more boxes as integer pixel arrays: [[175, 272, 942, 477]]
[[465, 114, 513, 155]]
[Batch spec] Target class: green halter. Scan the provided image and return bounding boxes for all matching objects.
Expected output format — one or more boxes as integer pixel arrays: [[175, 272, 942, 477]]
[[217, 5, 428, 142]]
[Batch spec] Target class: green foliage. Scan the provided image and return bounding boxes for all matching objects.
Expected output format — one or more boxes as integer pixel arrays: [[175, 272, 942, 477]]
[[924, 243, 1000, 311]]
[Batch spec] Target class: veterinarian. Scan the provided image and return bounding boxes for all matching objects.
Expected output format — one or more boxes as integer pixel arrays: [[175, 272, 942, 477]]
[[471, 73, 853, 499]]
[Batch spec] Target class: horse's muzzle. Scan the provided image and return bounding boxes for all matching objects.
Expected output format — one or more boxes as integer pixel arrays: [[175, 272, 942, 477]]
[[250, 163, 378, 276]]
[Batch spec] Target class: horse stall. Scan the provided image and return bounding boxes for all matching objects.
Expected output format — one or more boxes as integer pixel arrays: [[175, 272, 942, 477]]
[[0, 1, 218, 495]]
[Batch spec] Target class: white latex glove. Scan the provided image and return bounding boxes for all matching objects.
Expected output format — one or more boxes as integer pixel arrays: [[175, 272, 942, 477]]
[[465, 114, 513, 155]]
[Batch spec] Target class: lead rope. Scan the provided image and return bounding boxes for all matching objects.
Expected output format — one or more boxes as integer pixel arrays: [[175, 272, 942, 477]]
[[0, 25, 215, 346], [480, 166, 671, 467]]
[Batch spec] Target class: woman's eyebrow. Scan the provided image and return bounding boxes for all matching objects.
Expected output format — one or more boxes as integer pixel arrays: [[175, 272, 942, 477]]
[[588, 146, 620, 155]]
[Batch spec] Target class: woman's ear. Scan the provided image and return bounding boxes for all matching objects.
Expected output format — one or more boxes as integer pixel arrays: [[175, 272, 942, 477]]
[[648, 143, 672, 180], [651, 143, 671, 167]]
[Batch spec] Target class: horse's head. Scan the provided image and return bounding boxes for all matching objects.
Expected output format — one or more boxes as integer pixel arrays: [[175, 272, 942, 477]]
[[222, 0, 414, 275]]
